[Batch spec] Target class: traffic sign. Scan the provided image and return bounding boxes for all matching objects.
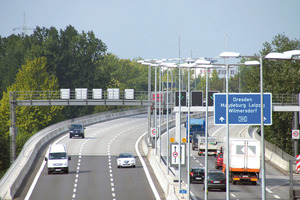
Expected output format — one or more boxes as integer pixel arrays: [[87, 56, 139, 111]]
[[175, 91, 187, 106], [179, 189, 187, 194], [214, 93, 272, 125], [292, 130, 300, 139], [191, 91, 203, 106], [151, 128, 156, 137], [208, 91, 219, 106], [170, 143, 186, 167]]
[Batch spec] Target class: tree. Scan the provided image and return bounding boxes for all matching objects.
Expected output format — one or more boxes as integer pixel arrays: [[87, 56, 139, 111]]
[[0, 34, 31, 99], [0, 57, 63, 170], [240, 34, 300, 154]]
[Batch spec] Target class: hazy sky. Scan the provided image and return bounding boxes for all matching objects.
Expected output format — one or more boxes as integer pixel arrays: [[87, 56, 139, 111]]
[[1, 0, 299, 60]]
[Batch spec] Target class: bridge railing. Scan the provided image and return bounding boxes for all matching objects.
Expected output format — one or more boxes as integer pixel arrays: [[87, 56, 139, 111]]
[[9, 90, 149, 101], [272, 93, 299, 104], [10, 91, 299, 104]]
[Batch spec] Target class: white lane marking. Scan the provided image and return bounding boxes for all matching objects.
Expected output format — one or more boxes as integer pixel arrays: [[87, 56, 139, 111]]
[[135, 132, 161, 200], [25, 118, 145, 200], [274, 195, 280, 199], [24, 133, 69, 200], [266, 187, 273, 193], [231, 193, 236, 197]]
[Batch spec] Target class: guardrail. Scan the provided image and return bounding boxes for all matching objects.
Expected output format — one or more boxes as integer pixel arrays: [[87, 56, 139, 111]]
[[272, 94, 299, 104], [0, 108, 147, 200]]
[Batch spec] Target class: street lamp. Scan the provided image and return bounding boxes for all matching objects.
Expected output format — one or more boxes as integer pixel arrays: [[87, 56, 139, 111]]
[[161, 62, 177, 176], [179, 61, 196, 199], [137, 60, 152, 146], [194, 60, 221, 200], [200, 54, 258, 200], [220, 50, 299, 200]]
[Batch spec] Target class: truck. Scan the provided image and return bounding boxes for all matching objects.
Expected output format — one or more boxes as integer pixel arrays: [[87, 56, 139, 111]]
[[198, 136, 218, 156], [186, 118, 205, 143], [151, 91, 172, 115], [222, 138, 260, 185]]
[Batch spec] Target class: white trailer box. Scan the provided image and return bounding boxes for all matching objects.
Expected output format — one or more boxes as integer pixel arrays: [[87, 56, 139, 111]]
[[107, 88, 119, 100], [227, 138, 260, 170], [124, 89, 134, 100]]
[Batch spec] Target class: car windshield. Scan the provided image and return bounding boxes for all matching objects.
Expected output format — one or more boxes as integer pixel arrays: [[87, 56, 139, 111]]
[[71, 124, 82, 129], [119, 153, 133, 158], [208, 172, 225, 180], [192, 168, 204, 173], [49, 152, 67, 160]]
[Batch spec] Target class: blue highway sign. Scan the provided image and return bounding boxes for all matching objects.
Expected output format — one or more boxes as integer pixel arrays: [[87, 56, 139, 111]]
[[214, 93, 272, 125]]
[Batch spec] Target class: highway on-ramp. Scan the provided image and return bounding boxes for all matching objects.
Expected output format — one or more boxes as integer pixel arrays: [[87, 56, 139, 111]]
[[160, 116, 297, 200]]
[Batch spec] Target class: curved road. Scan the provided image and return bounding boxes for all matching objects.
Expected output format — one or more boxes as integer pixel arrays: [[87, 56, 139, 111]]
[[15, 113, 299, 200], [160, 116, 295, 199], [18, 114, 164, 200]]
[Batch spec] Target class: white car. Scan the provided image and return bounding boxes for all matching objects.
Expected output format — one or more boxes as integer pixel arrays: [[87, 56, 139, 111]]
[[117, 153, 136, 168]]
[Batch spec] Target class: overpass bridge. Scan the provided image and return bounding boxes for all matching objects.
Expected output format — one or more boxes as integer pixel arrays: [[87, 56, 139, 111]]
[[9, 90, 299, 110]]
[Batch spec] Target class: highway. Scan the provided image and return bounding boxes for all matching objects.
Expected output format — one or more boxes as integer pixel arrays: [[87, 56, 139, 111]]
[[17, 114, 164, 200], [160, 116, 295, 200], [15, 113, 299, 200]]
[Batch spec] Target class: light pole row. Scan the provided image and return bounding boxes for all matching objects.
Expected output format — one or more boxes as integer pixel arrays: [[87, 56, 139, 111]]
[[137, 49, 300, 200]]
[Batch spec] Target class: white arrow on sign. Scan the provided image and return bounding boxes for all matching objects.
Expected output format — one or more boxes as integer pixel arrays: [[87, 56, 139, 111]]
[[219, 117, 225, 122]]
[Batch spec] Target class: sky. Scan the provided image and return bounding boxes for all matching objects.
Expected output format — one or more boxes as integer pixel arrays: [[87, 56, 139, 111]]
[[1, 0, 299, 61]]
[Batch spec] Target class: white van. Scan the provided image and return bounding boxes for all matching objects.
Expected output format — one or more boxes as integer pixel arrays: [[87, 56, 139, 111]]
[[45, 144, 71, 174]]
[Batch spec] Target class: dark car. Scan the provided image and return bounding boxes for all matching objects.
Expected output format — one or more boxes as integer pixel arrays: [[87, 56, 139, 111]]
[[189, 167, 205, 183], [215, 153, 223, 169], [203, 170, 226, 191], [69, 124, 85, 138]]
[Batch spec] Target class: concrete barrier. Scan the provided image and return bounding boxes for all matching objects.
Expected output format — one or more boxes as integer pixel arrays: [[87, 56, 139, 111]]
[[0, 108, 146, 200], [251, 127, 291, 172], [142, 113, 206, 200]]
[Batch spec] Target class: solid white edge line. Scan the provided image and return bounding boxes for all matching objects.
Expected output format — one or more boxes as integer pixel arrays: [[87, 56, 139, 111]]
[[24, 134, 69, 200], [135, 132, 161, 200]]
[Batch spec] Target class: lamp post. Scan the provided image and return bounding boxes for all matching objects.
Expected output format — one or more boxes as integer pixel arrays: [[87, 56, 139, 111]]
[[220, 49, 300, 200], [179, 61, 196, 199], [161, 62, 177, 175], [264, 50, 300, 199], [137, 60, 152, 145], [195, 59, 220, 200], [199, 54, 257, 200]]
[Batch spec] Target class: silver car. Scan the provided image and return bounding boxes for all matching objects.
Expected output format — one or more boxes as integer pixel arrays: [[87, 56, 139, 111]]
[[117, 153, 136, 168]]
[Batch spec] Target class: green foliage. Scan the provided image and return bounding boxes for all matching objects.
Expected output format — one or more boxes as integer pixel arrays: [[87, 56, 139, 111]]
[[0, 57, 63, 171], [96, 53, 148, 91], [241, 33, 300, 155]]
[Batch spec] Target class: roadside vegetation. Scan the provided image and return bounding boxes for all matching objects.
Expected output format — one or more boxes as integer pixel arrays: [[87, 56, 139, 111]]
[[0, 26, 299, 177]]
